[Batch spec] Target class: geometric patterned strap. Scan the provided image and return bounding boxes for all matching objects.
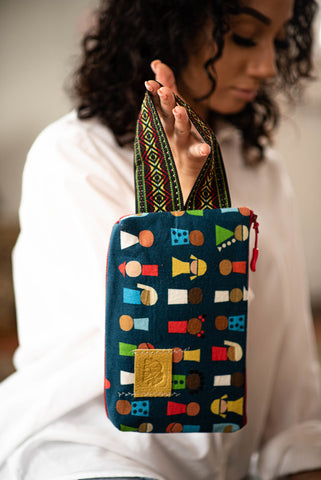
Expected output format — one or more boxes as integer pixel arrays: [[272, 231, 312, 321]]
[[134, 90, 231, 213]]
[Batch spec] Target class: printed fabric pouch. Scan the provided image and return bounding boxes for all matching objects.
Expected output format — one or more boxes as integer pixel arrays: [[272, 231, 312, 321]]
[[104, 90, 259, 434]]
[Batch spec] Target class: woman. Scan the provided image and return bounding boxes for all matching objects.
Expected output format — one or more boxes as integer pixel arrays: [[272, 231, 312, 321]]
[[0, 0, 320, 479]]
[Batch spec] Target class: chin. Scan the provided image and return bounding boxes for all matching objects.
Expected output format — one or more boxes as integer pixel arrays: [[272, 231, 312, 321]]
[[210, 99, 249, 116]]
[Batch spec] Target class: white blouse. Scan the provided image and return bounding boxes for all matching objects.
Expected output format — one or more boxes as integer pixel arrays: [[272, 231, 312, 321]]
[[0, 111, 320, 480]]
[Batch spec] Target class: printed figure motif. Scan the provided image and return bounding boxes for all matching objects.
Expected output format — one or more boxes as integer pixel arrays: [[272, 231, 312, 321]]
[[213, 372, 245, 387], [219, 259, 247, 275], [168, 287, 203, 305], [119, 315, 150, 332], [215, 315, 245, 332], [119, 261, 158, 277], [210, 395, 244, 418], [172, 370, 205, 394], [120, 229, 154, 249], [168, 315, 205, 337], [215, 223, 249, 252], [172, 255, 207, 280], [171, 228, 204, 246], [214, 287, 248, 303], [116, 399, 150, 417], [123, 284, 158, 305], [212, 341, 243, 362], [167, 401, 200, 416]]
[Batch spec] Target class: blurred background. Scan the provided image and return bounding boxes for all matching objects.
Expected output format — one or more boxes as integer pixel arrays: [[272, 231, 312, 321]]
[[0, 0, 320, 381]]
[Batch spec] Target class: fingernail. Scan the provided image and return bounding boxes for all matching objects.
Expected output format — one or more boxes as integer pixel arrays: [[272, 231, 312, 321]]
[[151, 59, 161, 72], [200, 146, 209, 155], [173, 107, 181, 117], [157, 87, 167, 98], [145, 81, 153, 92]]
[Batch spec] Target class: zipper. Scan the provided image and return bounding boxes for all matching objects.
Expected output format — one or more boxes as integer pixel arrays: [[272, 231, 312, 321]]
[[250, 211, 259, 272]]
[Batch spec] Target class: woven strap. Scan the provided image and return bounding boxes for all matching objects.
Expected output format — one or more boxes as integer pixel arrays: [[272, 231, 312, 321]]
[[134, 91, 231, 213]]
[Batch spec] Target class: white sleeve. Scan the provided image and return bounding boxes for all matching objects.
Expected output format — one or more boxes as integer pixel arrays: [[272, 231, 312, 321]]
[[14, 116, 134, 365], [256, 169, 321, 479], [0, 114, 135, 464]]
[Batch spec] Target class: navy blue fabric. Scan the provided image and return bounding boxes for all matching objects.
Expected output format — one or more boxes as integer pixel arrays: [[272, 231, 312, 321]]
[[105, 208, 252, 433]]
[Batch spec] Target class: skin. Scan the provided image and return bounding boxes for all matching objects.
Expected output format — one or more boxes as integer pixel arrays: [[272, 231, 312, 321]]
[[146, 0, 294, 202], [146, 1, 321, 477]]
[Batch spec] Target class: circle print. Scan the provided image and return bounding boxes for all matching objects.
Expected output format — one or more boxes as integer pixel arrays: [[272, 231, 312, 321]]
[[119, 315, 134, 331], [234, 225, 249, 241], [116, 399, 131, 415], [139, 423, 153, 433], [171, 211, 185, 217], [189, 230, 204, 246], [188, 287, 203, 304], [215, 316, 228, 330], [223, 425, 233, 433], [230, 288, 243, 303], [139, 230, 154, 247], [186, 373, 201, 390], [172, 347, 183, 363], [219, 259, 232, 276], [125, 260, 142, 277], [186, 402, 200, 416], [238, 207, 251, 216], [187, 317, 202, 335], [140, 287, 158, 306], [166, 422, 183, 433], [138, 342, 154, 349]]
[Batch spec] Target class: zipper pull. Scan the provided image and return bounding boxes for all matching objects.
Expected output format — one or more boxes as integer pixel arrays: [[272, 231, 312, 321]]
[[250, 212, 259, 272]]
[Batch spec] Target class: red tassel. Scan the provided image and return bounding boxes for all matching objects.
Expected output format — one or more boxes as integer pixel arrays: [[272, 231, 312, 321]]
[[250, 247, 259, 272], [250, 212, 259, 272]]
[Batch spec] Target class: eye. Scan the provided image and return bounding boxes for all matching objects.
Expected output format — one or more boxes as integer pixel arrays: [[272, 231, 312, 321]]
[[232, 33, 256, 48], [274, 37, 289, 50]]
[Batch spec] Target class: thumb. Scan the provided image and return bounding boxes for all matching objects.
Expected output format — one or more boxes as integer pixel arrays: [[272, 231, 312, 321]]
[[151, 60, 179, 95]]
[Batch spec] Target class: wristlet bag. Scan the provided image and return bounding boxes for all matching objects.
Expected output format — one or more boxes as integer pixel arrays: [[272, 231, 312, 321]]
[[104, 90, 259, 433]]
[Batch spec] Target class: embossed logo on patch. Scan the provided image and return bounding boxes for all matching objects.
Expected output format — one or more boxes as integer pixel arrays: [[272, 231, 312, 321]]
[[134, 349, 172, 397]]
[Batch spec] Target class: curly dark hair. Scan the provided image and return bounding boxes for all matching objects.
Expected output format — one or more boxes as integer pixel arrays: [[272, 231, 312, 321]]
[[72, 0, 318, 163]]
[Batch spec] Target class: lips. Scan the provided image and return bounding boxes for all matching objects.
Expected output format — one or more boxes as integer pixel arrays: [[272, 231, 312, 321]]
[[231, 87, 258, 102]]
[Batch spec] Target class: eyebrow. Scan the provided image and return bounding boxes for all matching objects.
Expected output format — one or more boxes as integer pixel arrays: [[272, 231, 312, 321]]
[[237, 6, 271, 25]]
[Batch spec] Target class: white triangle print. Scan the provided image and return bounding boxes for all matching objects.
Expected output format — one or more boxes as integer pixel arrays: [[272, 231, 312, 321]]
[[120, 231, 139, 249]]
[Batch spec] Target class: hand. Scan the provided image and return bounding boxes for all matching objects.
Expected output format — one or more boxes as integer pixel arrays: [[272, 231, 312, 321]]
[[144, 60, 210, 204], [151, 59, 179, 95]]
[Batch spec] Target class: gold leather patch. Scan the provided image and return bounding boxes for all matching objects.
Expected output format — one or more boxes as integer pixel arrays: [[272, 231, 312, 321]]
[[134, 349, 172, 397]]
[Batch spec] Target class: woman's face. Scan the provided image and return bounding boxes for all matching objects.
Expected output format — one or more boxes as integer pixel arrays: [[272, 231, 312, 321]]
[[177, 0, 294, 120]]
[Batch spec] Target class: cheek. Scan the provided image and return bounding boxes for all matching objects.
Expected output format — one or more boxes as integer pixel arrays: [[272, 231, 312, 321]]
[[206, 54, 248, 114], [213, 32, 251, 89], [213, 49, 241, 89]]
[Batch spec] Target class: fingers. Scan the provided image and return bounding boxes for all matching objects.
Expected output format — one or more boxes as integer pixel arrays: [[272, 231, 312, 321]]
[[151, 60, 178, 94], [173, 106, 190, 141], [144, 80, 161, 108], [145, 81, 176, 131], [145, 78, 210, 168], [188, 142, 211, 159], [157, 87, 176, 122], [172, 106, 210, 158]]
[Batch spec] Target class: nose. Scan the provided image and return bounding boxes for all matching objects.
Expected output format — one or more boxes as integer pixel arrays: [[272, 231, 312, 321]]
[[247, 43, 277, 80]]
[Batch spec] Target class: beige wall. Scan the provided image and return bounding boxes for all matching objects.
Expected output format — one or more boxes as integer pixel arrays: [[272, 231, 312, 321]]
[[0, 0, 320, 302], [0, 0, 96, 220]]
